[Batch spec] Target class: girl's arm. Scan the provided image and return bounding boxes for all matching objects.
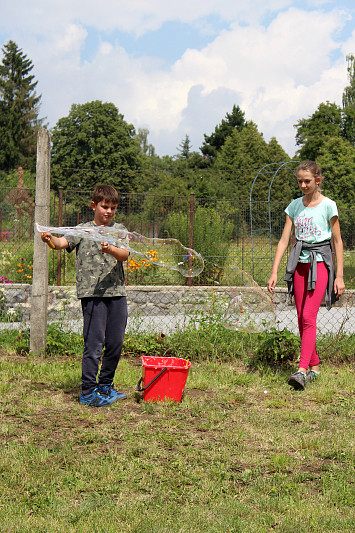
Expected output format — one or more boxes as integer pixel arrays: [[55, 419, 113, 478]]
[[267, 215, 293, 294], [330, 216, 345, 296]]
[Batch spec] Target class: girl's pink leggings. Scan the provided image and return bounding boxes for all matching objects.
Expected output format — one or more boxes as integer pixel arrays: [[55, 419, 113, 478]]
[[293, 261, 328, 370]]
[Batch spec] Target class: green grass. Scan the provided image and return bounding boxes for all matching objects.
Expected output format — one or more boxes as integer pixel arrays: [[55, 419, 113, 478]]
[[0, 331, 354, 532]]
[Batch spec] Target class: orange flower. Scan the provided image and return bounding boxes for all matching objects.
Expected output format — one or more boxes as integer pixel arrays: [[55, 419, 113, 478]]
[[147, 249, 158, 261]]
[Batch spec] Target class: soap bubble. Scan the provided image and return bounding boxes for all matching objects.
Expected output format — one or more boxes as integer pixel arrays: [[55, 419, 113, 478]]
[[124, 232, 204, 277], [222, 265, 276, 333], [36, 223, 204, 277]]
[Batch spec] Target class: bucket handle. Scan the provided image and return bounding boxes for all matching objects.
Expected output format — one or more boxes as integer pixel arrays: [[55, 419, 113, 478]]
[[136, 367, 168, 392]]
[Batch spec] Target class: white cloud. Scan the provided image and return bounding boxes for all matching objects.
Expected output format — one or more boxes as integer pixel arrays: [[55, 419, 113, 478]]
[[138, 7, 349, 154], [1, 1, 295, 36], [0, 2, 353, 157], [342, 28, 355, 57], [54, 24, 87, 54]]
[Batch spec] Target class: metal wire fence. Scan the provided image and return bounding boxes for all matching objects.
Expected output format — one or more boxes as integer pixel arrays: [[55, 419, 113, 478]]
[[0, 186, 354, 335]]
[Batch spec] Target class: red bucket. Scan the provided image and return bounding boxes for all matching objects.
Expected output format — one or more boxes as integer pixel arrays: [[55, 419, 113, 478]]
[[137, 356, 191, 402]]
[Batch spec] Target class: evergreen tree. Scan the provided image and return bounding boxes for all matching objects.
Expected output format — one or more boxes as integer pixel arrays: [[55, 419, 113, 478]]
[[200, 105, 246, 163], [176, 134, 192, 159], [215, 122, 294, 201], [216, 122, 268, 172], [214, 122, 269, 199], [0, 40, 43, 171], [267, 137, 290, 162]]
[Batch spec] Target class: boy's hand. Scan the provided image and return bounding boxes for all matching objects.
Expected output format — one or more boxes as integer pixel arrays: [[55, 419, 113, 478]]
[[101, 241, 111, 254], [41, 232, 55, 249], [101, 241, 129, 261]]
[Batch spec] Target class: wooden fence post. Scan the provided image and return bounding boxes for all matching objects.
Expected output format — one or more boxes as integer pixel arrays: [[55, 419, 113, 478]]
[[56, 188, 63, 286], [30, 128, 51, 355], [188, 193, 195, 287]]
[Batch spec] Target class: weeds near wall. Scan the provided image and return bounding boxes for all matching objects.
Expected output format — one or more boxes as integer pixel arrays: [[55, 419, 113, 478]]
[[251, 328, 300, 368]]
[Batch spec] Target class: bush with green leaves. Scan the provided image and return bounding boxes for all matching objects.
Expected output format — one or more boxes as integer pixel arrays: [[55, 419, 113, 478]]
[[252, 328, 300, 367], [164, 206, 234, 284], [317, 332, 355, 363]]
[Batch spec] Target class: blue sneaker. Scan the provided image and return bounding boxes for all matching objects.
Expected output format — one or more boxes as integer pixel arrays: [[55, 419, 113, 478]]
[[99, 383, 127, 401], [80, 388, 98, 405], [79, 387, 119, 407]]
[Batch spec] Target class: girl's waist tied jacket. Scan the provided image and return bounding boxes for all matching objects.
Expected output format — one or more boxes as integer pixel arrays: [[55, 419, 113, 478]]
[[284, 240, 336, 310]]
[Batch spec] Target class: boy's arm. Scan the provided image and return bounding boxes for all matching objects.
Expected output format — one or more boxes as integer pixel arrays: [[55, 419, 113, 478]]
[[101, 242, 129, 262], [41, 233, 69, 250]]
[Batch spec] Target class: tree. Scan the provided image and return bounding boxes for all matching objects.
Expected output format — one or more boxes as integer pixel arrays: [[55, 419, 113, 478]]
[[267, 137, 290, 163], [295, 55, 355, 160], [215, 122, 294, 201], [213, 122, 270, 200], [135, 127, 155, 156], [0, 40, 43, 171], [216, 122, 269, 172], [51, 100, 141, 191], [200, 105, 246, 163], [317, 136, 355, 247], [294, 102, 343, 160], [176, 134, 192, 159], [342, 55, 355, 145], [317, 136, 355, 207], [342, 55, 355, 109], [342, 106, 355, 145]]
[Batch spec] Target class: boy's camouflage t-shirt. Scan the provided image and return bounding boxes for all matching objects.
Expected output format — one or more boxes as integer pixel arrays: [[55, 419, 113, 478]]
[[66, 221, 127, 299]]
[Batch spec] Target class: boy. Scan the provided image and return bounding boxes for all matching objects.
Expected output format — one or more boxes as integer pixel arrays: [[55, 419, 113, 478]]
[[41, 185, 129, 406]]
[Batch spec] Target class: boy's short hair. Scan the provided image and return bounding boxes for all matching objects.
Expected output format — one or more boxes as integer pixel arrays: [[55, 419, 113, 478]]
[[92, 185, 119, 205]]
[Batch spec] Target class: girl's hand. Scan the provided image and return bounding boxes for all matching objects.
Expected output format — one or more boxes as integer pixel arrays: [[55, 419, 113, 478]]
[[334, 276, 345, 297], [267, 273, 277, 294]]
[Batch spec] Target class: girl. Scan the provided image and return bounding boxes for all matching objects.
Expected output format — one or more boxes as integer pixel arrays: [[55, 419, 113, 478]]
[[267, 161, 345, 390]]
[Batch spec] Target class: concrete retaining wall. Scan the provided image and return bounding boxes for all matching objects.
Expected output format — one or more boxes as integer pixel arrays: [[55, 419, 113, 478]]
[[0, 284, 353, 323]]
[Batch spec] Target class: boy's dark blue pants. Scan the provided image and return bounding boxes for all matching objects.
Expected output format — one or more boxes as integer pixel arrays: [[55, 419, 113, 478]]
[[81, 296, 128, 395]]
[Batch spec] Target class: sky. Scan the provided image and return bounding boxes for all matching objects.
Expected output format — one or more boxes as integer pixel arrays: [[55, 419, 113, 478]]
[[0, 0, 354, 158]]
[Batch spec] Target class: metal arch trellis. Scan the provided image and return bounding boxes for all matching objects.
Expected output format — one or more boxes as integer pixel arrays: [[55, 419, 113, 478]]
[[249, 161, 300, 279]]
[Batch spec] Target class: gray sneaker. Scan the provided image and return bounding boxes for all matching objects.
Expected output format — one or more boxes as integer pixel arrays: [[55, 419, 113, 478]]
[[306, 370, 320, 383], [288, 371, 306, 391]]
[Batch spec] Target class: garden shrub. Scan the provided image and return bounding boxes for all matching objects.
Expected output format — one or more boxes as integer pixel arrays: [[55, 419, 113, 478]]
[[251, 328, 300, 367], [164, 206, 234, 284]]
